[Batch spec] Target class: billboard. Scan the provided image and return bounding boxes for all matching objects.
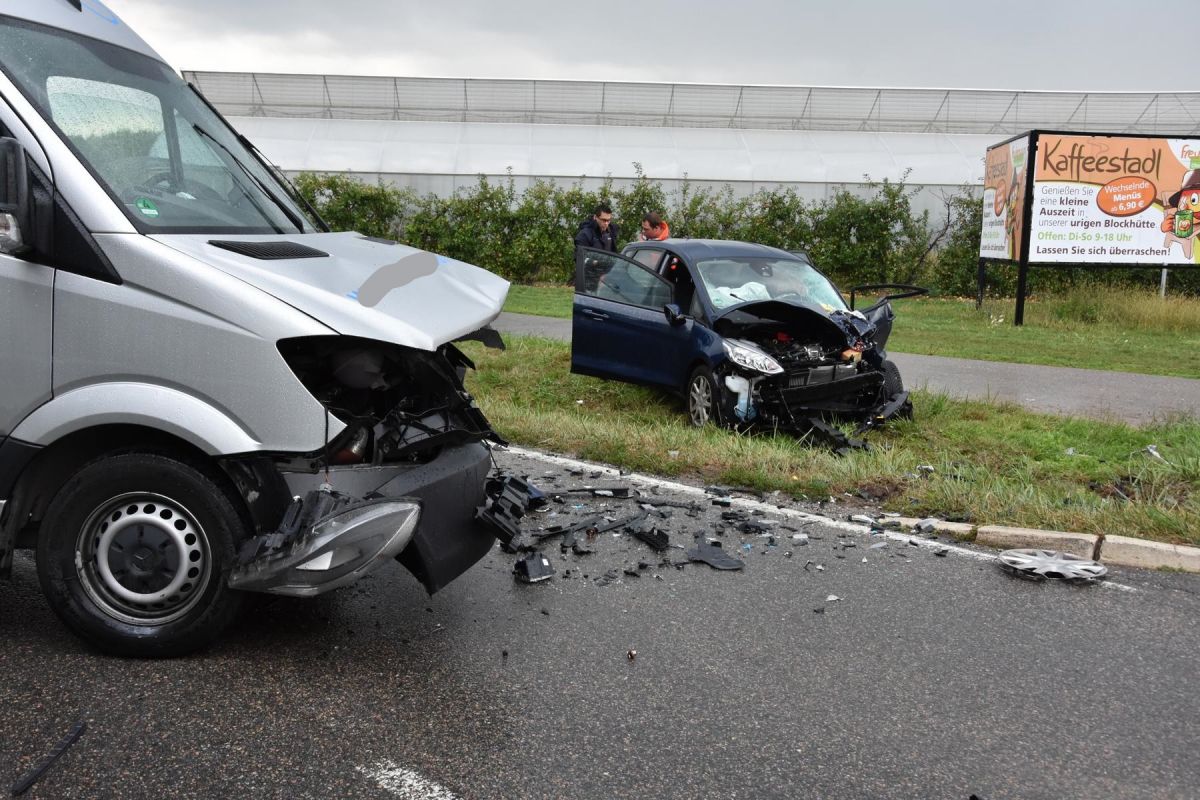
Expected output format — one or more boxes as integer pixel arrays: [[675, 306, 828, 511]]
[[979, 135, 1030, 261], [1028, 133, 1200, 265]]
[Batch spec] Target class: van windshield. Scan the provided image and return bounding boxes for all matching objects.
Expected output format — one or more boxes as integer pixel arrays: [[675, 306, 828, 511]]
[[0, 17, 316, 234]]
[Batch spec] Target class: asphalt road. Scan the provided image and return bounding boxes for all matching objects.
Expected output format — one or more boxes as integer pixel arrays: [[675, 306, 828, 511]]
[[1, 447, 1198, 800], [493, 311, 1200, 424]]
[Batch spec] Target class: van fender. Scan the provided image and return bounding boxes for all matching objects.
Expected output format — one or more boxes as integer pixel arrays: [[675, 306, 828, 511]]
[[10, 383, 261, 456]]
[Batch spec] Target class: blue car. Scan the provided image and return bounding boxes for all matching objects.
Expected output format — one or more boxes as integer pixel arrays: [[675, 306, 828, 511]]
[[571, 240, 916, 450]]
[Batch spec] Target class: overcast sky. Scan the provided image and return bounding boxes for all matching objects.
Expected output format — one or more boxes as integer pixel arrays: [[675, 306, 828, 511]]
[[104, 0, 1179, 92]]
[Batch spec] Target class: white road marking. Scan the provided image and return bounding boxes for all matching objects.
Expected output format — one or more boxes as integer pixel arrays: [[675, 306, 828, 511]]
[[358, 762, 461, 799], [502, 445, 1137, 593]]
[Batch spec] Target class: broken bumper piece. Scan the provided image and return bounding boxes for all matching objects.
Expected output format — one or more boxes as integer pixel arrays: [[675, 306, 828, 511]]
[[229, 491, 422, 597]]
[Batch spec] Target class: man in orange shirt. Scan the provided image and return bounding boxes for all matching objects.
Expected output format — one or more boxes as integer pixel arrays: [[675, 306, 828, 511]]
[[639, 211, 670, 241]]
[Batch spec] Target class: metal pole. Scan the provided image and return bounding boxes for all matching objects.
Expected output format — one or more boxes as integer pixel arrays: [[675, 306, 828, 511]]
[[1160, 268, 1169, 298], [976, 259, 986, 309], [1014, 260, 1028, 326]]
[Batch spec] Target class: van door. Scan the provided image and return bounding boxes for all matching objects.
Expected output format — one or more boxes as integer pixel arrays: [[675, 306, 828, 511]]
[[0, 114, 53, 447]]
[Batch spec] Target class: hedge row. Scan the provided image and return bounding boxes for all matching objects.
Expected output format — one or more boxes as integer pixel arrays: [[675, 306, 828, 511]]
[[293, 170, 1200, 296]]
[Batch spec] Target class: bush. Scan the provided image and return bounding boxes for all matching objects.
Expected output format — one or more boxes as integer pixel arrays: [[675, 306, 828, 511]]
[[294, 169, 1200, 298]]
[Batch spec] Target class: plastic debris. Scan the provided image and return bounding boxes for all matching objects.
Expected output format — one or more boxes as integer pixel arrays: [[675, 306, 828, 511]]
[[1143, 444, 1171, 465], [513, 552, 555, 583], [869, 541, 888, 550], [631, 523, 670, 552], [998, 549, 1107, 583], [934, 548, 949, 557], [825, 594, 840, 602], [627, 649, 637, 661], [711, 497, 733, 507], [10, 720, 86, 797], [791, 533, 809, 543], [849, 514, 877, 526], [813, 606, 825, 614], [917, 464, 935, 474], [687, 539, 745, 571], [914, 518, 938, 534]]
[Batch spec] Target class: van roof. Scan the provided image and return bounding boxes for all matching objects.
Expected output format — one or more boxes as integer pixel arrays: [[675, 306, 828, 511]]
[[3, 0, 165, 65]]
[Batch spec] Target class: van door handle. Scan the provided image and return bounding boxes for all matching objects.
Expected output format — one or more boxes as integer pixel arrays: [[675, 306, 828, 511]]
[[582, 309, 610, 321]]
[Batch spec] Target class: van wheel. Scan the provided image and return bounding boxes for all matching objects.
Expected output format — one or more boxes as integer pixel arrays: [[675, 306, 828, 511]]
[[686, 365, 723, 428], [36, 454, 248, 657], [881, 359, 913, 419]]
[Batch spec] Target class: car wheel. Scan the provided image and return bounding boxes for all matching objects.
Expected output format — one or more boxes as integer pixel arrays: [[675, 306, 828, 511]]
[[881, 359, 913, 419], [36, 453, 248, 657], [686, 365, 723, 428]]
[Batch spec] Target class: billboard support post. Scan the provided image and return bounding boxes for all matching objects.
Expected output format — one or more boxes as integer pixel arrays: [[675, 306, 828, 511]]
[[1014, 261, 1029, 325], [976, 258, 986, 309], [1160, 268, 1169, 298]]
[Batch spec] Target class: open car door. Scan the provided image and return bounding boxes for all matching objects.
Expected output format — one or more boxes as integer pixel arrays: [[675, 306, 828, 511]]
[[571, 247, 681, 387]]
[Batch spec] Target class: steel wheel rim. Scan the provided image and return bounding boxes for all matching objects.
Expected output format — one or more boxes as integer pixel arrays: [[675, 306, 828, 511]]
[[75, 492, 212, 625], [689, 375, 712, 426]]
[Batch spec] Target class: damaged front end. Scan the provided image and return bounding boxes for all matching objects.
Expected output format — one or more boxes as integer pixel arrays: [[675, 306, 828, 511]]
[[228, 335, 505, 597], [711, 302, 910, 452]]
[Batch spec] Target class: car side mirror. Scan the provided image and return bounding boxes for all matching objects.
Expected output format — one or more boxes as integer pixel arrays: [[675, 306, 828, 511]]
[[663, 303, 686, 326], [0, 138, 31, 256]]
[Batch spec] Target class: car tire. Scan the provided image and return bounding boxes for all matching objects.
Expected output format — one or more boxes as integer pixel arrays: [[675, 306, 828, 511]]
[[881, 359, 913, 419], [36, 453, 248, 657], [686, 365, 724, 428]]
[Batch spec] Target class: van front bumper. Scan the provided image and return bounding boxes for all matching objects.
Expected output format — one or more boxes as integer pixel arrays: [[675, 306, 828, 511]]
[[229, 442, 496, 596]]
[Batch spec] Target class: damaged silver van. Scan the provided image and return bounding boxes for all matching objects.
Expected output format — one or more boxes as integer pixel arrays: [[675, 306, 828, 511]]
[[0, 1, 509, 655]]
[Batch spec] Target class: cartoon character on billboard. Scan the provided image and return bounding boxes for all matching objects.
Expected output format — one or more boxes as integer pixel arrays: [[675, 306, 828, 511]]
[[1005, 166, 1026, 259], [1160, 168, 1200, 260]]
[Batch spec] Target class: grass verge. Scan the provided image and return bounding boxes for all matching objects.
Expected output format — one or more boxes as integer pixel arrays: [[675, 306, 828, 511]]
[[463, 336, 1200, 546], [501, 285, 1200, 378]]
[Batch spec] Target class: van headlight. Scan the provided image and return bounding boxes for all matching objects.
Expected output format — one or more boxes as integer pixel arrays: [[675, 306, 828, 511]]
[[722, 339, 783, 375]]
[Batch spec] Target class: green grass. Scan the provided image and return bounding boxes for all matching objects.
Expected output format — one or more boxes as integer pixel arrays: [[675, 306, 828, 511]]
[[501, 285, 1200, 378], [463, 336, 1200, 546]]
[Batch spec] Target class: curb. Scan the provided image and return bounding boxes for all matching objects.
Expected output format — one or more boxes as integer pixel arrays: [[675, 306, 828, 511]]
[[891, 518, 1200, 574]]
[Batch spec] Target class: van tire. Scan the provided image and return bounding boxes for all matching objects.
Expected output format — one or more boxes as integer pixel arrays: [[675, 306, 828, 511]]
[[36, 453, 248, 657], [881, 359, 913, 420]]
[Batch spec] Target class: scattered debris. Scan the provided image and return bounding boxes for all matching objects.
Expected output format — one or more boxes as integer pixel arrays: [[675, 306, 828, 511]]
[[687, 539, 746, 571], [825, 594, 841, 602], [1142, 444, 1170, 465], [813, 606, 826, 614], [627, 649, 637, 661], [917, 464, 936, 474], [849, 514, 877, 526], [711, 497, 733, 507], [869, 541, 888, 550], [998, 549, 1107, 583], [914, 518, 937, 534], [513, 552, 555, 583], [10, 720, 86, 797], [934, 548, 949, 557], [631, 523, 671, 552]]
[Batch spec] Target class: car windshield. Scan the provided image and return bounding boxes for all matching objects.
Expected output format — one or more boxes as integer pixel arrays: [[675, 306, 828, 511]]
[[696, 257, 847, 312], [0, 17, 315, 234]]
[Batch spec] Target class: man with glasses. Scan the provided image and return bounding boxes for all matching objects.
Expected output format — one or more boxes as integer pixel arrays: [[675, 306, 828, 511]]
[[574, 201, 619, 252]]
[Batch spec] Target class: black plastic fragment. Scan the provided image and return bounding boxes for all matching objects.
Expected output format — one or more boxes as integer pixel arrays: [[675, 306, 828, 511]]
[[513, 552, 555, 583], [631, 523, 670, 552], [10, 720, 86, 796], [687, 540, 745, 571], [477, 475, 547, 551]]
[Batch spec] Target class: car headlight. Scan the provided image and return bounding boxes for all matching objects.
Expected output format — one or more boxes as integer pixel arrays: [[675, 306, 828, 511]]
[[722, 339, 783, 375]]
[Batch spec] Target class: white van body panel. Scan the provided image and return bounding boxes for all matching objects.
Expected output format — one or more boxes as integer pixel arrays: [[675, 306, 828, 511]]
[[4, 1, 165, 63], [12, 234, 348, 454], [153, 233, 510, 351], [11, 382, 262, 455]]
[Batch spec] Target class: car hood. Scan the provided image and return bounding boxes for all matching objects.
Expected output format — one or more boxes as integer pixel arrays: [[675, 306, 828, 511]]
[[152, 232, 509, 351], [711, 300, 878, 348]]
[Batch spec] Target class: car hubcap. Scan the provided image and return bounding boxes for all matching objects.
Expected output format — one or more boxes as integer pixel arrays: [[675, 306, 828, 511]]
[[76, 493, 212, 625], [689, 376, 712, 426]]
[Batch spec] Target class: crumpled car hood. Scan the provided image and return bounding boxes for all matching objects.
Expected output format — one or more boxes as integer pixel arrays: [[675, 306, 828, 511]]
[[151, 232, 509, 351], [712, 300, 877, 347]]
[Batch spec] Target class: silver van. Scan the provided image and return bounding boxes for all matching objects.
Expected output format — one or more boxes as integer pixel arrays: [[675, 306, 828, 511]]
[[0, 1, 509, 655]]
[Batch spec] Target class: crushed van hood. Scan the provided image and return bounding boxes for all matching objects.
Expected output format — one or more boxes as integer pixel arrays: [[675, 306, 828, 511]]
[[152, 232, 509, 351]]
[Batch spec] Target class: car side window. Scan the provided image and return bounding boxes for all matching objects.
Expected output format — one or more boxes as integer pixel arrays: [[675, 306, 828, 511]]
[[578, 250, 672, 309], [632, 249, 663, 270]]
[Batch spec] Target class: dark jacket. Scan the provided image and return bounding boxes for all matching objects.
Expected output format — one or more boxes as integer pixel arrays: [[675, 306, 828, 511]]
[[574, 217, 619, 252]]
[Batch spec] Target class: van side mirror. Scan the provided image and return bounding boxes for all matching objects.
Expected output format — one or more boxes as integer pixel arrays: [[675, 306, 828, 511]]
[[0, 138, 31, 256], [663, 303, 686, 326]]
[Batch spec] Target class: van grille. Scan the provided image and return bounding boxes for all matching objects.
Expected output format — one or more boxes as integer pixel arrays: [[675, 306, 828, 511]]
[[208, 240, 329, 260]]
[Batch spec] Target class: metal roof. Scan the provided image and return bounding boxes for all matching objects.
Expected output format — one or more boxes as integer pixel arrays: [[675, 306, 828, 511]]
[[185, 71, 1200, 135]]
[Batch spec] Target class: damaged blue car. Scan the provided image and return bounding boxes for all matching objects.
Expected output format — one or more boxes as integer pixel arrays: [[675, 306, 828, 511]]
[[571, 240, 920, 451]]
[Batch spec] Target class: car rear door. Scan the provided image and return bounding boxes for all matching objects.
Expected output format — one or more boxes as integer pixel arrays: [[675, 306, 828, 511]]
[[571, 247, 677, 387]]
